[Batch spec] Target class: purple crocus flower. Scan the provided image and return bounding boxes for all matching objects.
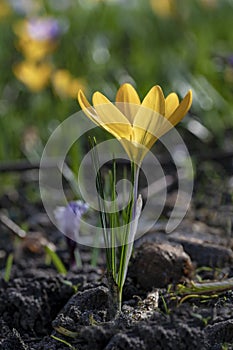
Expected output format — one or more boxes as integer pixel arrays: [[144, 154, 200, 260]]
[[54, 200, 88, 267], [227, 55, 233, 67], [27, 17, 61, 41]]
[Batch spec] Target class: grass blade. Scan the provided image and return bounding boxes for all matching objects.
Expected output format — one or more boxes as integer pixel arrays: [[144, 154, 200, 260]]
[[44, 245, 67, 274], [4, 253, 13, 282]]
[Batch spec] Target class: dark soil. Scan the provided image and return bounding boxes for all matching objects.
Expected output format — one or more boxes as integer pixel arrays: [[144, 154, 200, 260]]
[[0, 135, 233, 350]]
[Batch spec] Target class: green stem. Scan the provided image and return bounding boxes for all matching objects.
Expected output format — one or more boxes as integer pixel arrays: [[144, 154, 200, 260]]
[[110, 159, 117, 280], [118, 286, 123, 312]]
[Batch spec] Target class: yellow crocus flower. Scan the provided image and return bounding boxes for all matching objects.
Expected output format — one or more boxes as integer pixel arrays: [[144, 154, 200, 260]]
[[0, 0, 11, 19], [14, 19, 59, 61], [16, 38, 57, 61], [52, 70, 86, 99], [13, 61, 52, 92], [150, 0, 175, 18], [199, 0, 218, 9], [78, 83, 192, 163]]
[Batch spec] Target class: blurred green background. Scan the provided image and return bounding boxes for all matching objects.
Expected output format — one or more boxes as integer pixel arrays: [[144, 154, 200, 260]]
[[0, 0, 233, 163]]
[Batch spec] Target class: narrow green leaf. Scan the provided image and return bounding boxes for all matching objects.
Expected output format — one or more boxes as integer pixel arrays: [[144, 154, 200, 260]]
[[51, 335, 76, 349], [4, 253, 13, 282], [44, 245, 67, 274]]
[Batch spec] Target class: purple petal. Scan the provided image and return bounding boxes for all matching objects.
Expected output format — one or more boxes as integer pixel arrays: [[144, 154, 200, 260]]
[[227, 55, 233, 67], [27, 17, 61, 41], [54, 200, 88, 242]]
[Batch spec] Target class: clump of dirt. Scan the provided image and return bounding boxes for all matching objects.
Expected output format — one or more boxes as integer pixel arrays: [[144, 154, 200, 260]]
[[130, 241, 193, 289], [0, 275, 74, 337]]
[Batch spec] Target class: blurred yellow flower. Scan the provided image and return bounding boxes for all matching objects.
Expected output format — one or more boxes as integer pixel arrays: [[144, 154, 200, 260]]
[[52, 70, 86, 99], [224, 67, 233, 84], [199, 0, 218, 9], [150, 0, 175, 18], [0, 0, 11, 19], [78, 83, 192, 163], [17, 39, 57, 61], [13, 61, 52, 92], [17, 38, 57, 61], [14, 19, 59, 61]]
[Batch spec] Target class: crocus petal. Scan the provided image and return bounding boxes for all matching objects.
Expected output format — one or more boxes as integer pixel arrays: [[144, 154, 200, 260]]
[[93, 92, 131, 125], [78, 90, 102, 126], [115, 83, 140, 124], [78, 90, 125, 140], [168, 90, 192, 126], [142, 131, 158, 153], [54, 200, 88, 241], [118, 138, 138, 161], [140, 85, 165, 115], [133, 86, 165, 144], [165, 92, 179, 118], [93, 92, 132, 139]]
